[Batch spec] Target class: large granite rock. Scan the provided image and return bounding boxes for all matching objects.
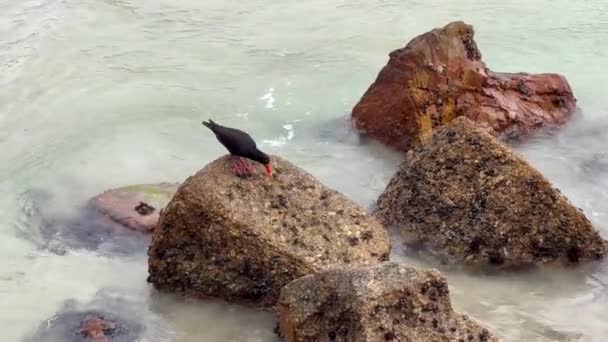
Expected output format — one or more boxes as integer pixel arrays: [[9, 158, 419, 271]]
[[277, 262, 498, 342], [89, 183, 179, 233], [375, 117, 606, 267], [352, 21, 576, 151], [147, 155, 390, 307]]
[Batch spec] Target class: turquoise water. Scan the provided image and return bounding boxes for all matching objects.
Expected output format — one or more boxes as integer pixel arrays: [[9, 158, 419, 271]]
[[1, 0, 607, 341]]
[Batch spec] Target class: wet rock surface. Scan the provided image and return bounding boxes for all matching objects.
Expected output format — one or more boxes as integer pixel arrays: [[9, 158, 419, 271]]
[[148, 154, 390, 307], [375, 117, 607, 267], [16, 190, 151, 256], [22, 290, 172, 342], [277, 262, 498, 342], [352, 21, 576, 151], [26, 311, 136, 342], [89, 183, 179, 233], [16, 183, 178, 256], [79, 316, 117, 341]]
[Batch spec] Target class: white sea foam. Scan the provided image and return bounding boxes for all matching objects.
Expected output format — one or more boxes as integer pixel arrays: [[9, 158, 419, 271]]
[[258, 88, 275, 109]]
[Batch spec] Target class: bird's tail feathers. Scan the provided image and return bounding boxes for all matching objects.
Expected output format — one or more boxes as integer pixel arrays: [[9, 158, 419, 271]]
[[202, 119, 218, 130]]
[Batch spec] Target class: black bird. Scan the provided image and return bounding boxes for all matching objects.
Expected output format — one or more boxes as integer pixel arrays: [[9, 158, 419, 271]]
[[202, 119, 273, 177]]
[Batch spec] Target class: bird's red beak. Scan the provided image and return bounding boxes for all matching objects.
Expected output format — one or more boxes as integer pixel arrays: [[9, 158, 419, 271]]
[[265, 163, 273, 178]]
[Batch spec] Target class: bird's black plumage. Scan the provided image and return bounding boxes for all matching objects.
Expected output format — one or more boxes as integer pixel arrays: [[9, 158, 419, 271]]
[[202, 120, 272, 176]]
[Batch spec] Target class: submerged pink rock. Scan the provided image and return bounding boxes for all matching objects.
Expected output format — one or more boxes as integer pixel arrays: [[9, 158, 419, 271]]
[[89, 183, 179, 233], [80, 316, 115, 341]]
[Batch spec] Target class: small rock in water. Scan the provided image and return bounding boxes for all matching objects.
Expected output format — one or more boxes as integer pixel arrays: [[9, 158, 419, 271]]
[[90, 183, 179, 233], [80, 315, 116, 340], [16, 190, 152, 257], [16, 183, 179, 256], [22, 289, 173, 342]]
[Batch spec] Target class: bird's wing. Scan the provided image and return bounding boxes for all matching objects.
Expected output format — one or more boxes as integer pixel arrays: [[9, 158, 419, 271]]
[[214, 126, 257, 154]]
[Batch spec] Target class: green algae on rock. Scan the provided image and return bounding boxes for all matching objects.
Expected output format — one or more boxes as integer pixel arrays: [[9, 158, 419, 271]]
[[278, 262, 498, 342], [147, 155, 390, 307], [375, 117, 607, 267]]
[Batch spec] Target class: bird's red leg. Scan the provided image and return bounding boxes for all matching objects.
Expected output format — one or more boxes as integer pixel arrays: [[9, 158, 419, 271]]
[[231, 156, 244, 175], [239, 158, 255, 174]]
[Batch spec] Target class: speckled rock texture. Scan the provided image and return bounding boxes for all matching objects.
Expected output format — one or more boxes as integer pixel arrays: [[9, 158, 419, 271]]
[[375, 117, 606, 267], [352, 21, 576, 151], [147, 155, 390, 307], [277, 262, 498, 342], [90, 183, 179, 233]]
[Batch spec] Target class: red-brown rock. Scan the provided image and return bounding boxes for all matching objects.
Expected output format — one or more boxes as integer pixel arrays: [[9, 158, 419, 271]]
[[80, 316, 115, 341], [352, 21, 576, 151]]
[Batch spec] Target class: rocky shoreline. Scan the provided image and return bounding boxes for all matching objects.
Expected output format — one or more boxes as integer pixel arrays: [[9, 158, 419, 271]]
[[21, 21, 606, 342]]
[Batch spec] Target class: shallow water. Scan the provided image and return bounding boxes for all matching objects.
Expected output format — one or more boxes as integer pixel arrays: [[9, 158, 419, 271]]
[[1, 0, 607, 341]]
